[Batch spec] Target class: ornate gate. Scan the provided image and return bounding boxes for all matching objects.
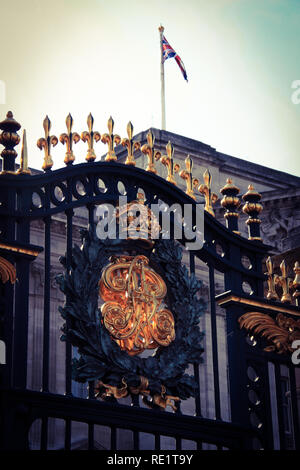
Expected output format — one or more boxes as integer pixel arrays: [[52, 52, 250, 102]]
[[0, 111, 299, 451]]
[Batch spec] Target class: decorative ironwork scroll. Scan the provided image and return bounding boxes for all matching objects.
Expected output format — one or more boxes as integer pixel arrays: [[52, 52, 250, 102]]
[[239, 311, 300, 354], [0, 256, 16, 284]]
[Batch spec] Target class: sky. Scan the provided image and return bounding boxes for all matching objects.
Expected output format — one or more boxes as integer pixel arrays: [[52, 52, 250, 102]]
[[0, 0, 300, 176]]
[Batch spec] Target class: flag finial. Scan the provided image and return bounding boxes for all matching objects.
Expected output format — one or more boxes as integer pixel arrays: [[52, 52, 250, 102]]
[[158, 25, 164, 33]]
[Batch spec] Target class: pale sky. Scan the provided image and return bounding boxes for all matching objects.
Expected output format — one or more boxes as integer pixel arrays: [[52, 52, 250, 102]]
[[0, 0, 299, 176]]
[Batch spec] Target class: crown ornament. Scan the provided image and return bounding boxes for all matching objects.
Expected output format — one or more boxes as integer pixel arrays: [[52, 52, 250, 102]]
[[115, 192, 160, 247]]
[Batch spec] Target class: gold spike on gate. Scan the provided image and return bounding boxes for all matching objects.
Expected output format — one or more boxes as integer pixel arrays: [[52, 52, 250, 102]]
[[198, 169, 218, 217], [265, 256, 279, 301], [59, 113, 80, 165], [17, 129, 31, 175], [121, 122, 141, 166], [81, 113, 101, 162], [141, 130, 161, 174], [179, 155, 199, 200], [160, 141, 180, 185], [101, 116, 121, 162], [37, 116, 58, 171]]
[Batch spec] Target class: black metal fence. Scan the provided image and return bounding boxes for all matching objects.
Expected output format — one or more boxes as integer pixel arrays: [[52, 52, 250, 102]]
[[0, 115, 299, 451]]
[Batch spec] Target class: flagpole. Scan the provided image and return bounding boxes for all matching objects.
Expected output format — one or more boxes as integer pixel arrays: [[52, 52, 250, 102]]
[[158, 25, 166, 130]]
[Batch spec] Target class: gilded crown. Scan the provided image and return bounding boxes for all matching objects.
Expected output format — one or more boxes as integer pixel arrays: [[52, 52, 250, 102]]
[[115, 193, 160, 246]]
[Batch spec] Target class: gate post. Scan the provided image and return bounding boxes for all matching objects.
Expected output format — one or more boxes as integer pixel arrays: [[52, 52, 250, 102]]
[[219, 243, 275, 450]]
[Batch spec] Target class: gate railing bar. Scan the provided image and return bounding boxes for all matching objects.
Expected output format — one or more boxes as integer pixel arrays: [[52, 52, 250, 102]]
[[189, 252, 202, 419], [111, 426, 116, 450], [190, 251, 203, 450], [208, 265, 221, 421], [4, 388, 255, 449], [133, 430, 139, 450], [42, 216, 51, 392], [65, 207, 73, 397], [175, 436, 182, 450], [88, 382, 95, 450], [131, 393, 140, 450], [274, 362, 285, 450], [64, 205, 74, 450], [88, 419, 94, 450], [40, 215, 51, 450], [87, 202, 96, 450], [13, 189, 31, 389], [154, 433, 160, 450], [288, 365, 300, 450]]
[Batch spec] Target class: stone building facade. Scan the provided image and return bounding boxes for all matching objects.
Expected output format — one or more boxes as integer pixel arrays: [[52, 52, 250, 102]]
[[26, 128, 300, 449]]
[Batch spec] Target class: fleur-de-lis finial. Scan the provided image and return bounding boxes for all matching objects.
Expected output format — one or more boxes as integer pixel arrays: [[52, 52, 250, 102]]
[[292, 261, 300, 306], [198, 169, 218, 216], [141, 130, 161, 173], [17, 129, 31, 175], [160, 141, 180, 185], [81, 113, 101, 162], [37, 115, 58, 171], [278, 260, 292, 304], [179, 155, 199, 200], [265, 256, 279, 301], [101, 116, 121, 161], [59, 113, 80, 165], [121, 121, 141, 166]]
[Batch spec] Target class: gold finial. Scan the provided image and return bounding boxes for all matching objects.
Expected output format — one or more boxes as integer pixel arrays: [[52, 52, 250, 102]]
[[158, 25, 164, 33], [160, 141, 180, 185], [81, 113, 101, 162], [17, 129, 31, 175], [220, 177, 240, 233], [121, 121, 141, 166], [242, 184, 263, 241], [292, 261, 300, 306], [59, 113, 80, 165], [101, 116, 121, 162], [141, 130, 161, 173], [37, 115, 58, 171], [278, 260, 292, 304], [265, 256, 279, 301], [179, 155, 199, 200], [198, 169, 218, 216], [0, 111, 21, 175]]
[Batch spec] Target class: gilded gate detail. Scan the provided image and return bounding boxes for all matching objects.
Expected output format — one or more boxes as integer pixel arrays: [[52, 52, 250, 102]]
[[0, 110, 299, 451]]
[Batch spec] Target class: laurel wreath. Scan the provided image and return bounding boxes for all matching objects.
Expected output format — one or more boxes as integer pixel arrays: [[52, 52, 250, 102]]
[[56, 229, 205, 403]]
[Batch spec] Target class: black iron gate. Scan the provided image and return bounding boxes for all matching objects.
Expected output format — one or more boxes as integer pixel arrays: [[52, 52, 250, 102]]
[[0, 111, 299, 450]]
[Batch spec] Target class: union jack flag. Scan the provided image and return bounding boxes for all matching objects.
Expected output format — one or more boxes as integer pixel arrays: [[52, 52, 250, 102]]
[[162, 35, 188, 82]]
